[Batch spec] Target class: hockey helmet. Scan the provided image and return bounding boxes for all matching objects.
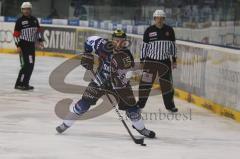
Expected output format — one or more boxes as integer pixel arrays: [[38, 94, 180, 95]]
[[112, 29, 126, 39], [153, 10, 166, 18], [21, 2, 32, 10]]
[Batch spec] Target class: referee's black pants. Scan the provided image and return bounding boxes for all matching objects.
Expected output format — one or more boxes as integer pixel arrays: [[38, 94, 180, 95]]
[[138, 58, 175, 109], [15, 41, 35, 87]]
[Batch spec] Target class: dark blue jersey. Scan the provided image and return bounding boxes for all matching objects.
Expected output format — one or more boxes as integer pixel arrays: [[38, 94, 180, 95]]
[[84, 36, 133, 87], [84, 36, 113, 85]]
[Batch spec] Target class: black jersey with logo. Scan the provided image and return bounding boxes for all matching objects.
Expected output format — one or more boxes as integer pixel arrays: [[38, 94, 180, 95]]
[[141, 24, 177, 62], [13, 15, 43, 47]]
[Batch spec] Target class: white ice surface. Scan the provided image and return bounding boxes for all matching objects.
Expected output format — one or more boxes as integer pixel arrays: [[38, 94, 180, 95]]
[[0, 54, 240, 159]]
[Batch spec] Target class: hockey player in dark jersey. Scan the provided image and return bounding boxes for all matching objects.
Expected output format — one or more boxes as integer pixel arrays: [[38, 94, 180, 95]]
[[56, 30, 156, 138]]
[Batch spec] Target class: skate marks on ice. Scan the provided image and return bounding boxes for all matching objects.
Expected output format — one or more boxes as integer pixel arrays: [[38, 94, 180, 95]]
[[1, 54, 240, 158]]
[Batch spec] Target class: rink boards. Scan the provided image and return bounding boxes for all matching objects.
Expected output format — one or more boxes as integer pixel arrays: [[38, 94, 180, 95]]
[[0, 22, 240, 122]]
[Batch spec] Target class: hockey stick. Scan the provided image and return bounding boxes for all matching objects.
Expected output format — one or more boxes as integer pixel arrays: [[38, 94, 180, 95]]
[[90, 70, 146, 146]]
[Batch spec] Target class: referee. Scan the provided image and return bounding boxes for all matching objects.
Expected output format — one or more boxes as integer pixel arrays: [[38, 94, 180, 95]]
[[13, 2, 43, 90], [138, 9, 178, 112]]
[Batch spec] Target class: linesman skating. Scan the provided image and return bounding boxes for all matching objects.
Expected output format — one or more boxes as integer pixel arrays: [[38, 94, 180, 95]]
[[138, 10, 178, 112], [13, 2, 43, 90]]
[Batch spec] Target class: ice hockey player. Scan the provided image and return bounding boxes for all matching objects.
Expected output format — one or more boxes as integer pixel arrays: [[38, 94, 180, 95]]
[[56, 30, 156, 138]]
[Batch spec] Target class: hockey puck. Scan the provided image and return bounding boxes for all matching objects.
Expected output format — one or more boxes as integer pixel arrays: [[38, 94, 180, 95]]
[[141, 143, 147, 146]]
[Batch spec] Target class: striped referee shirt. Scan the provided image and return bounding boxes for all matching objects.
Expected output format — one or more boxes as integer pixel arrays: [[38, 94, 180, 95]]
[[141, 24, 177, 62], [13, 15, 43, 47]]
